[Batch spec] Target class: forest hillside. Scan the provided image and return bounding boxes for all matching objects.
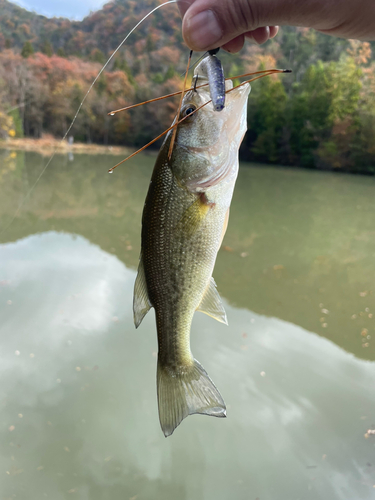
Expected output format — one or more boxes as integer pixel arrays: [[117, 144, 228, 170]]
[[1, 0, 375, 173]]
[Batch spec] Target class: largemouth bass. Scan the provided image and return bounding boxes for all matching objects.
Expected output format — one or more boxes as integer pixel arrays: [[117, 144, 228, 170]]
[[133, 57, 250, 437]]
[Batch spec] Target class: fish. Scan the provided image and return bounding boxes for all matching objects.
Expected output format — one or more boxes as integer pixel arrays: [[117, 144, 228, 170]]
[[133, 55, 251, 437]]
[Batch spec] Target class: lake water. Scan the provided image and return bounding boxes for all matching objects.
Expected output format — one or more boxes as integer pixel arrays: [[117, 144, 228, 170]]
[[0, 148, 375, 499]]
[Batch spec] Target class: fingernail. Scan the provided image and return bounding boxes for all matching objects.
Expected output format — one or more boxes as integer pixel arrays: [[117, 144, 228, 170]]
[[185, 10, 222, 50]]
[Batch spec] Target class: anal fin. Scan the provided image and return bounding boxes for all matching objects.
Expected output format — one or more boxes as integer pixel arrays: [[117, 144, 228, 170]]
[[197, 277, 227, 325], [133, 257, 152, 328]]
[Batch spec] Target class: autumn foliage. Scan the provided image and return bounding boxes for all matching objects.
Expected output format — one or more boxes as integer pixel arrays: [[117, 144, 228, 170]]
[[0, 48, 184, 146], [1, 0, 375, 173]]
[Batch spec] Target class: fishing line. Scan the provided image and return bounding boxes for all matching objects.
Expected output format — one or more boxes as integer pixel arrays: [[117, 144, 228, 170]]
[[0, 0, 179, 235], [178, 52, 208, 77]]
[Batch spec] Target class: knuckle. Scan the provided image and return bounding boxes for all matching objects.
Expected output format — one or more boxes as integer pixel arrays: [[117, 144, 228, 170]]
[[221, 0, 258, 33]]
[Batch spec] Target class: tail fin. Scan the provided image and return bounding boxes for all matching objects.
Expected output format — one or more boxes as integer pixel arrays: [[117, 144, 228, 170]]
[[157, 358, 226, 437]]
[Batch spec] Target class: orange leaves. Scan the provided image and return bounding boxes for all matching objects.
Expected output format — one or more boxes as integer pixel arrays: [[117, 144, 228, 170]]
[[241, 53, 278, 79], [134, 39, 147, 55], [0, 110, 14, 139], [153, 46, 180, 66], [347, 40, 372, 66], [0, 49, 137, 143], [19, 23, 30, 35], [27, 53, 102, 89], [106, 71, 133, 99]]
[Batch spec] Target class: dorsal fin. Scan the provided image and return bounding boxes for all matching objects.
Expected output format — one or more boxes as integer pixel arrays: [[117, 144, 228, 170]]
[[197, 277, 227, 325]]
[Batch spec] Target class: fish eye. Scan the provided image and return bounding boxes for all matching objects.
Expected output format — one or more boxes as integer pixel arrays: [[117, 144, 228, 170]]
[[182, 105, 196, 118]]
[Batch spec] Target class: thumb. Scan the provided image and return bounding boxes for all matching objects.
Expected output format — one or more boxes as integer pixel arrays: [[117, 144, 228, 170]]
[[180, 0, 278, 51]]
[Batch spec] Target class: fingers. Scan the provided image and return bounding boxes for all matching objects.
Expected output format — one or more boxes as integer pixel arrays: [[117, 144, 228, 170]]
[[179, 0, 375, 52], [180, 0, 282, 51], [221, 35, 245, 53], [245, 26, 270, 46], [269, 26, 279, 39], [221, 27, 278, 53], [177, 0, 194, 18]]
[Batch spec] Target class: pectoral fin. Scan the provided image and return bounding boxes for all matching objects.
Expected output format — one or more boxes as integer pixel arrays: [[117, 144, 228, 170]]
[[197, 277, 228, 325], [133, 257, 152, 328], [177, 194, 211, 238]]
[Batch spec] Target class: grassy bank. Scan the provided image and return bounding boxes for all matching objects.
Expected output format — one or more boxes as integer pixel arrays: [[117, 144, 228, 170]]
[[0, 136, 133, 156]]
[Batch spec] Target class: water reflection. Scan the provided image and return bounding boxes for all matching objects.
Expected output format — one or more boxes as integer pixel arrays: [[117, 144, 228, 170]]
[[0, 232, 374, 499], [0, 150, 374, 360]]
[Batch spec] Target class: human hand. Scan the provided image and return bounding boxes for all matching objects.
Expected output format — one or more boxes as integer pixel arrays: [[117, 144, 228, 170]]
[[178, 0, 375, 53]]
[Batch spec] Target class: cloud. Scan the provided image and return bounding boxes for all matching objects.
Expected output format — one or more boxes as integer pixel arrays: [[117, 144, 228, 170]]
[[1, 231, 375, 499]]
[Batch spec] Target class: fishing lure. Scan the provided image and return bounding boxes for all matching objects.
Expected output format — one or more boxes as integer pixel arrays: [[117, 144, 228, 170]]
[[204, 48, 226, 111]]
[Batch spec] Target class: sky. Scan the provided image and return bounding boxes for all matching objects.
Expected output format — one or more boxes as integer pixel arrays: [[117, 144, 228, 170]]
[[11, 0, 108, 20]]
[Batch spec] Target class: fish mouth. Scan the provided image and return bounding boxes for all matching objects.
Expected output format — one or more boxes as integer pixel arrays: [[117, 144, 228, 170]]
[[173, 77, 251, 193], [191, 69, 251, 111], [221, 82, 250, 142], [225, 81, 251, 112]]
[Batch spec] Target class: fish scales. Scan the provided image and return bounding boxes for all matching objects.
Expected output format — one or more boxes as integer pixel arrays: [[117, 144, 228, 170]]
[[134, 56, 250, 436], [143, 147, 227, 363]]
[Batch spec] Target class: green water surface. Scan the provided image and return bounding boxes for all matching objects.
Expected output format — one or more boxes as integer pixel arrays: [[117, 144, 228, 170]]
[[0, 149, 374, 499]]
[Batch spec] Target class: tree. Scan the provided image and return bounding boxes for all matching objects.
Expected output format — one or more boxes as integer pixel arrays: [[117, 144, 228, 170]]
[[89, 48, 105, 65], [21, 41, 34, 59], [0, 77, 15, 139], [244, 62, 288, 164], [41, 41, 53, 57]]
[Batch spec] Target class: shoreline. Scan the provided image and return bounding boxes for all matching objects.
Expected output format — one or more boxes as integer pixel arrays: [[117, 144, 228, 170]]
[[2, 137, 372, 176], [0, 137, 134, 156]]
